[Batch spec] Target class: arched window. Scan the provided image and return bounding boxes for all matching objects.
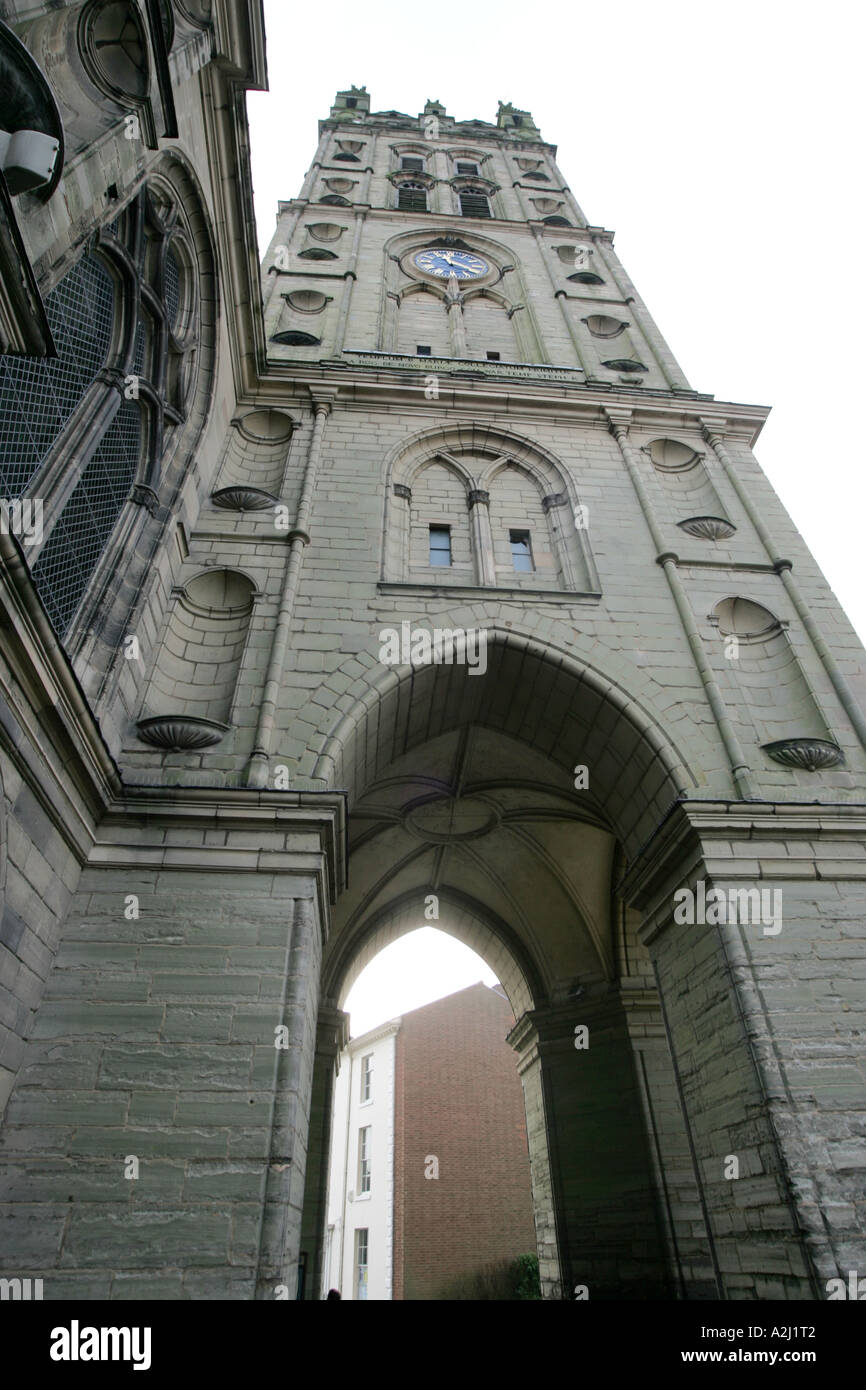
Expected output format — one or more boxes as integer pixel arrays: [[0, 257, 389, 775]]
[[398, 181, 428, 212], [459, 187, 491, 219], [384, 432, 598, 594], [0, 183, 200, 637]]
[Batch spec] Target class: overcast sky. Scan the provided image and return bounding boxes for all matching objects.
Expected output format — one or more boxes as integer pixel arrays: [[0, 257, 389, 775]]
[[248, 0, 866, 1032]]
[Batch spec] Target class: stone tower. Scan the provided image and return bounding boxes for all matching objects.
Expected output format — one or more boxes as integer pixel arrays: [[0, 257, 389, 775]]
[[1, 38, 865, 1301]]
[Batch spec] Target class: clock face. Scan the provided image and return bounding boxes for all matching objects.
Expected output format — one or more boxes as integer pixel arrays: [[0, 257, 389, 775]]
[[413, 249, 489, 280]]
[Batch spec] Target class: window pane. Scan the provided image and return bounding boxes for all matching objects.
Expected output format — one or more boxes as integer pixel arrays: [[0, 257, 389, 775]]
[[429, 525, 451, 566], [510, 530, 534, 572], [356, 1230, 368, 1300]]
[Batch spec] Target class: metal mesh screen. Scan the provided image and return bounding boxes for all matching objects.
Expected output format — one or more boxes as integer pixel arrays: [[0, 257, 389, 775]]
[[0, 255, 115, 498], [31, 399, 141, 635], [163, 246, 181, 329]]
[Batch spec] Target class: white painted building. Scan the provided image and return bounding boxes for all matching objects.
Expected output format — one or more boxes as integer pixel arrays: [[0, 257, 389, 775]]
[[322, 1020, 399, 1300]]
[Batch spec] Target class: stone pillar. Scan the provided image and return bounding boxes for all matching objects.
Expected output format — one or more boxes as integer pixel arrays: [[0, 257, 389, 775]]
[[297, 1005, 349, 1300], [467, 489, 496, 587], [542, 492, 578, 589], [509, 1012, 562, 1299], [624, 801, 866, 1299], [447, 293, 467, 357], [0, 807, 337, 1300], [512, 993, 671, 1299], [383, 483, 412, 581]]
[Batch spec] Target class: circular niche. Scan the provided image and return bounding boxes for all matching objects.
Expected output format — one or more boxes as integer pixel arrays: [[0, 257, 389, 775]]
[[284, 290, 328, 313], [712, 597, 780, 640], [80, 0, 150, 103], [584, 314, 627, 338], [405, 794, 500, 844], [183, 568, 256, 614], [646, 438, 701, 472], [234, 409, 294, 444], [307, 223, 343, 242]]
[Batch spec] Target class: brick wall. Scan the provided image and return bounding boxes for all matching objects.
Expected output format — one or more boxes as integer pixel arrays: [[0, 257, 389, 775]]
[[393, 983, 536, 1300]]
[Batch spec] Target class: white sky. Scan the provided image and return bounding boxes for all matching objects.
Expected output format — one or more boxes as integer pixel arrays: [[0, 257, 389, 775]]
[[343, 929, 498, 1037], [247, 0, 866, 1031]]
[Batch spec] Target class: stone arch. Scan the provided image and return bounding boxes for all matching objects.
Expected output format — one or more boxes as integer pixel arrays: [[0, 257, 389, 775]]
[[322, 888, 545, 1019], [301, 629, 706, 1301], [382, 423, 599, 593], [312, 627, 690, 864]]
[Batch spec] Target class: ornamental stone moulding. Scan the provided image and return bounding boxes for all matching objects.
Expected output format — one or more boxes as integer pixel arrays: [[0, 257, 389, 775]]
[[677, 516, 737, 541], [762, 738, 845, 771]]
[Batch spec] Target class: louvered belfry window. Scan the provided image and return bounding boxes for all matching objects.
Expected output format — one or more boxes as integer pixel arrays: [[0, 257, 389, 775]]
[[398, 181, 428, 212], [459, 186, 491, 218], [0, 187, 195, 638]]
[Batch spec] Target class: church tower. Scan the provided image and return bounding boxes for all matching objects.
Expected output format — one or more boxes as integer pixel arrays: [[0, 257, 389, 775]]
[[1, 57, 865, 1304]]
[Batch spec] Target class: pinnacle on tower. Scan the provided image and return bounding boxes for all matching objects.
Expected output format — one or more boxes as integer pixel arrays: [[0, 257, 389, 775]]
[[330, 85, 370, 119], [496, 101, 541, 139]]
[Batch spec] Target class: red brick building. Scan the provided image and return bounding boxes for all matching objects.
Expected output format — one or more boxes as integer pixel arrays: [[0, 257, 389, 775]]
[[393, 983, 537, 1299]]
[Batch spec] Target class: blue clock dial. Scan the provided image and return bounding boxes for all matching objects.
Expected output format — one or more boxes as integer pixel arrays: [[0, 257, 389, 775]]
[[413, 249, 489, 280]]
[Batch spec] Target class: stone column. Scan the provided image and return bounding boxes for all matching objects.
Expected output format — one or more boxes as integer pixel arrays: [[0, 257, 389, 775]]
[[333, 210, 366, 354], [297, 1005, 349, 1299], [0, 807, 337, 1300], [542, 492, 578, 589], [623, 800, 866, 1299], [446, 275, 467, 357], [512, 993, 671, 1299], [383, 483, 412, 581], [467, 489, 496, 587]]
